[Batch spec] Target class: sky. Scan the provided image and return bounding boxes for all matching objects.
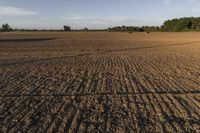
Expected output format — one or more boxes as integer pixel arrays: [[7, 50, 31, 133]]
[[0, 0, 200, 29]]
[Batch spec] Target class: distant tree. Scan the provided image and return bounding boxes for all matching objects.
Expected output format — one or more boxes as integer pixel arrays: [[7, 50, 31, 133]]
[[107, 28, 112, 32], [83, 28, 89, 31], [162, 17, 200, 32], [160, 25, 164, 32], [1, 23, 13, 31], [176, 18, 192, 31], [121, 25, 126, 32], [63, 25, 71, 31]]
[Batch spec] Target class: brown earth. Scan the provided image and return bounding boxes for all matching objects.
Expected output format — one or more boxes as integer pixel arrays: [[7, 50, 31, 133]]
[[0, 32, 200, 132]]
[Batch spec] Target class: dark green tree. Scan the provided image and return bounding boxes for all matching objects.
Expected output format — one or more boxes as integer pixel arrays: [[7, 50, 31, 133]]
[[1, 23, 13, 31], [83, 28, 89, 31], [162, 17, 200, 32], [63, 25, 71, 31]]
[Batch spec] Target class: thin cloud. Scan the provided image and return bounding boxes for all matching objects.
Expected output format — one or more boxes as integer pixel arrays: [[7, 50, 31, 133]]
[[164, 0, 171, 5], [190, 8, 200, 12], [0, 6, 37, 16], [188, 0, 199, 2], [60, 15, 162, 29], [65, 16, 132, 26], [67, 16, 129, 22], [164, 0, 200, 4], [171, 7, 182, 11], [60, 15, 141, 28], [188, 0, 200, 3]]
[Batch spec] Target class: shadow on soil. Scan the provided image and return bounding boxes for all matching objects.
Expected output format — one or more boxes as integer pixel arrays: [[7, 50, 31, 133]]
[[0, 38, 58, 42], [0, 41, 199, 68]]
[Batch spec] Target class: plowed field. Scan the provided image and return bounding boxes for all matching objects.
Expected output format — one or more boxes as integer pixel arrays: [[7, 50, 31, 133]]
[[0, 32, 200, 132]]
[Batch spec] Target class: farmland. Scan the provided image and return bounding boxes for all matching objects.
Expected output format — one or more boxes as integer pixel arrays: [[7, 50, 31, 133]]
[[0, 32, 200, 132]]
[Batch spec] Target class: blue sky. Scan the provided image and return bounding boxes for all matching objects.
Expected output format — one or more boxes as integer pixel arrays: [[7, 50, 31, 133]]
[[0, 0, 200, 29]]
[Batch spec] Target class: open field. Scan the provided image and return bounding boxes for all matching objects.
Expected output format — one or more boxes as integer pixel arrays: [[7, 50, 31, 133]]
[[0, 32, 200, 132]]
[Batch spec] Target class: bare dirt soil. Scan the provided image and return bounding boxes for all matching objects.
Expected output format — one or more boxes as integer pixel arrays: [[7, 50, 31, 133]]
[[0, 32, 200, 132]]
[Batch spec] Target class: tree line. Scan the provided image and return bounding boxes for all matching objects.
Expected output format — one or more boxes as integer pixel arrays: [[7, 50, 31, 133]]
[[0, 23, 13, 32], [1, 17, 200, 32], [162, 17, 200, 32], [108, 17, 200, 32], [107, 26, 160, 32]]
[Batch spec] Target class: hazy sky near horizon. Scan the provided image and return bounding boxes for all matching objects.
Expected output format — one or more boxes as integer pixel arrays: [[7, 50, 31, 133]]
[[0, 0, 200, 29]]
